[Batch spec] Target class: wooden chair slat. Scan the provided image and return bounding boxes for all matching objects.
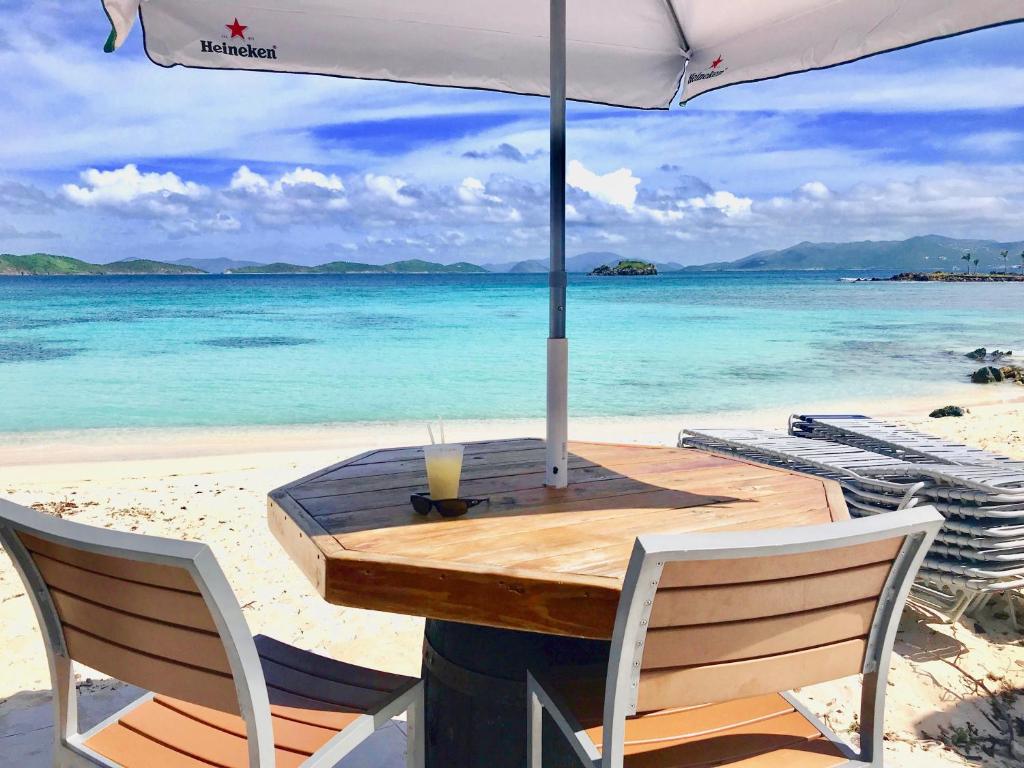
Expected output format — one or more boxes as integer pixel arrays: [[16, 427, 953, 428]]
[[118, 698, 305, 768], [63, 626, 240, 715], [154, 696, 341, 757], [255, 634, 410, 694], [83, 722, 217, 768], [18, 531, 200, 592], [657, 537, 903, 588], [29, 552, 218, 632], [642, 598, 877, 668], [648, 560, 893, 628], [51, 589, 230, 674], [261, 657, 391, 712], [636, 638, 867, 711]]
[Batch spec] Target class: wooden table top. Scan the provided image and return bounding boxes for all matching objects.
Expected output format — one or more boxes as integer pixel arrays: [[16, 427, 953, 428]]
[[269, 438, 849, 639]]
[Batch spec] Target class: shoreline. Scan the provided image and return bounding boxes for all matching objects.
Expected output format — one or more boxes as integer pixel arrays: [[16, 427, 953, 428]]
[[2, 382, 1019, 471]]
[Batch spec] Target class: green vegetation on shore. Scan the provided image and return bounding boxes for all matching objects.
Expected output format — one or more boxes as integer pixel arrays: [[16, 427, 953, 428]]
[[0, 254, 204, 276]]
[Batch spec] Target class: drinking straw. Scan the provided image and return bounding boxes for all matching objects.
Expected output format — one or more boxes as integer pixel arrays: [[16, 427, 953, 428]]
[[439, 416, 446, 444], [427, 424, 436, 445]]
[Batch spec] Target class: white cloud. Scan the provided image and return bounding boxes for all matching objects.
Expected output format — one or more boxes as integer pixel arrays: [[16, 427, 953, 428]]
[[62, 164, 206, 216], [455, 176, 522, 222], [227, 165, 349, 219], [279, 167, 345, 193], [229, 166, 272, 194], [457, 177, 500, 205], [798, 181, 831, 201], [231, 165, 346, 198], [567, 160, 640, 210], [364, 174, 416, 207], [686, 191, 753, 218]]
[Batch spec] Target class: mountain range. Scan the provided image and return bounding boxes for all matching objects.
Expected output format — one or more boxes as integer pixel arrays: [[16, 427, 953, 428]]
[[0, 254, 204, 276], [684, 235, 1024, 272], [4, 236, 1023, 276]]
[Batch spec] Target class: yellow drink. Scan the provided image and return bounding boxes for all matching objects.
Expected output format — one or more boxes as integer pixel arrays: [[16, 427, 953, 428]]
[[424, 443, 464, 499]]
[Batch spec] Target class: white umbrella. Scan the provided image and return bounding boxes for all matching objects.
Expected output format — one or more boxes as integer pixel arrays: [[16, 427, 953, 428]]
[[102, 1, 1023, 485]]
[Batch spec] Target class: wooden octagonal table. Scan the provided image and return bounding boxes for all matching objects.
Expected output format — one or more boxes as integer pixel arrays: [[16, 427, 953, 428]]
[[268, 438, 848, 768]]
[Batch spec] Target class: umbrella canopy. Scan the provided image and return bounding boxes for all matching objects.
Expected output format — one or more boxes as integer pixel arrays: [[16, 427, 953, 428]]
[[101, 1, 1023, 485], [104, 1, 1022, 107]]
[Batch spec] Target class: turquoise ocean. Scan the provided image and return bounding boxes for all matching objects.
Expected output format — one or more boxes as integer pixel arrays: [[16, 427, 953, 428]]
[[1, 272, 1021, 434]]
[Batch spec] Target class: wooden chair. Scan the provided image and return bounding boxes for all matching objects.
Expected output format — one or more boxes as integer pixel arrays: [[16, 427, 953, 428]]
[[526, 506, 943, 768], [0, 498, 425, 768]]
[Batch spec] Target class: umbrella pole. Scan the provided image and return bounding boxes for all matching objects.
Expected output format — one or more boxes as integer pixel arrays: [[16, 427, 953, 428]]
[[546, 0, 568, 488]]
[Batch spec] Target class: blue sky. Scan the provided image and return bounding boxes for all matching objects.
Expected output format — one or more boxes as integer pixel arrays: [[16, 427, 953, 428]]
[[1, 2, 1023, 266]]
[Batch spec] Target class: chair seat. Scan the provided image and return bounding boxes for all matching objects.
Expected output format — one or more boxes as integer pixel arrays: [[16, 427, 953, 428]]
[[84, 635, 416, 768], [540, 666, 849, 768]]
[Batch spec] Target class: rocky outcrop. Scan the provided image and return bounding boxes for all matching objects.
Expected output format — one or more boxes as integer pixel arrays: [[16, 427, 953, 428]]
[[966, 347, 1013, 362], [972, 366, 1005, 383], [1001, 366, 1024, 384], [972, 365, 1024, 384], [929, 406, 967, 418], [888, 272, 1024, 282], [589, 260, 658, 276]]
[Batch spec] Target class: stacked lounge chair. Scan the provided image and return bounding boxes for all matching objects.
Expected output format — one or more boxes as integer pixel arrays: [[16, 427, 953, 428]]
[[789, 413, 1024, 468], [678, 424, 1024, 627]]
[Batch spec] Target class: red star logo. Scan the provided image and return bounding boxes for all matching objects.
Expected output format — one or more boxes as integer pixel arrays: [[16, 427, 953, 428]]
[[226, 18, 247, 39], [711, 55, 723, 69]]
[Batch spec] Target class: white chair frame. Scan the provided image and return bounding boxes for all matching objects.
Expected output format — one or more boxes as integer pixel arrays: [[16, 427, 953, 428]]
[[0, 498, 425, 768]]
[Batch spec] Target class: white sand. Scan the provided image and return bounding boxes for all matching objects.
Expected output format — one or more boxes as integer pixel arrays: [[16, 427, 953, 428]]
[[2, 385, 1023, 765]]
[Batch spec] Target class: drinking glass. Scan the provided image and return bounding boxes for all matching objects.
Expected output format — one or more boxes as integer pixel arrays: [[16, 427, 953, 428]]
[[423, 443, 464, 499]]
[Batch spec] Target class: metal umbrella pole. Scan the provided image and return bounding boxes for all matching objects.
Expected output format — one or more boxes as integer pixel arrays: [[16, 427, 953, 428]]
[[545, 0, 568, 488]]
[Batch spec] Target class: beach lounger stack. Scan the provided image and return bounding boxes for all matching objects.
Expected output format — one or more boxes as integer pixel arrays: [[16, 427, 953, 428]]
[[678, 426, 1024, 626], [789, 413, 1024, 468]]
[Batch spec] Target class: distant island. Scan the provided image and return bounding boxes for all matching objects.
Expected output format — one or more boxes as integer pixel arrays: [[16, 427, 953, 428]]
[[685, 234, 1024, 273], [0, 253, 486, 276], [589, 260, 657, 276], [0, 254, 204, 276], [4, 235, 1023, 277]]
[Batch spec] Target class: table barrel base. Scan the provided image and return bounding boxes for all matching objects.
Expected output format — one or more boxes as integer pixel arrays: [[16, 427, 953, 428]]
[[422, 620, 610, 768]]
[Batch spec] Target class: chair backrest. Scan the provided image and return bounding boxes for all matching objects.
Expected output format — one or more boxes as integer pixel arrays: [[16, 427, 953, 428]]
[[603, 506, 943, 765], [0, 498, 274, 765]]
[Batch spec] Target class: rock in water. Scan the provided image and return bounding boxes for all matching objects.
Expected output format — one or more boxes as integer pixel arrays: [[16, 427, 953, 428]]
[[1000, 365, 1024, 384], [971, 366, 1004, 384], [929, 406, 966, 418], [589, 260, 658, 276], [965, 347, 987, 361]]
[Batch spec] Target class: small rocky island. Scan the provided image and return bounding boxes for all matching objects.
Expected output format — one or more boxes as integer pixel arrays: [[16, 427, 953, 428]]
[[589, 259, 658, 276]]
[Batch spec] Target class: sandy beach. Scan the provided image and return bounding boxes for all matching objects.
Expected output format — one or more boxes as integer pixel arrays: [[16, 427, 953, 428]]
[[2, 385, 1023, 765]]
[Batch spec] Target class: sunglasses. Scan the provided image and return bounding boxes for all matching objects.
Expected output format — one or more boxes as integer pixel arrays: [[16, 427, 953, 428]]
[[410, 493, 489, 518]]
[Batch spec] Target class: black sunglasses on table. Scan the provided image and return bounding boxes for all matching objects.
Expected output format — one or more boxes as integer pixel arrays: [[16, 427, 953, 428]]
[[410, 493, 489, 518]]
